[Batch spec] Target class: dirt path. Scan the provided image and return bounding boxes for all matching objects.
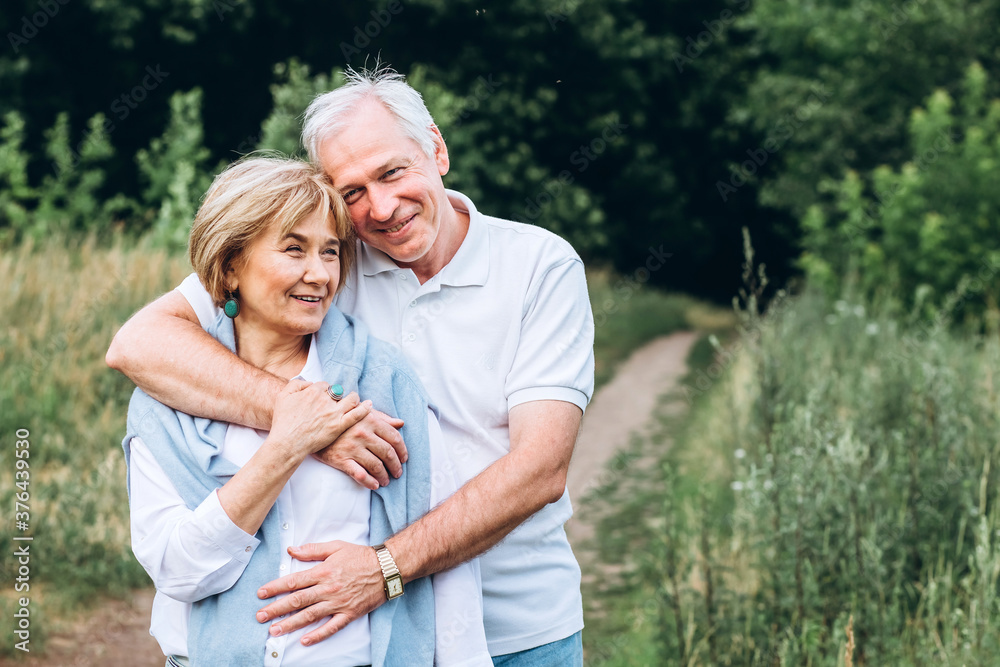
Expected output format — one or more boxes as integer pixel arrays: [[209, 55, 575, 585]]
[[565, 331, 699, 548], [0, 589, 163, 667], [4, 332, 697, 666]]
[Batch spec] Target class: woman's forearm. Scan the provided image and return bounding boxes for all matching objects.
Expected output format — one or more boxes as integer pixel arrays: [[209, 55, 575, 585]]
[[216, 435, 304, 535], [107, 290, 283, 430], [129, 438, 266, 603]]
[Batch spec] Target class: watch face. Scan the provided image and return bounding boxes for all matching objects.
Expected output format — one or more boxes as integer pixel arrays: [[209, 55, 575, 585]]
[[388, 577, 403, 598]]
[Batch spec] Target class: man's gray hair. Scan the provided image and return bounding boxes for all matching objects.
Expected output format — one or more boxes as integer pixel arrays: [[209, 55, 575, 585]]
[[302, 66, 438, 164]]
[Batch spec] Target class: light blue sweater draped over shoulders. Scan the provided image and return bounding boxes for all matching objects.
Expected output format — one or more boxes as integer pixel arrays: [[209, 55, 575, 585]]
[[122, 307, 436, 666]]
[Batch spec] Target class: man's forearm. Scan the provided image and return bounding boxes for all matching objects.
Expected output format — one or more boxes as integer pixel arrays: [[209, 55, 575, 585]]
[[387, 401, 580, 582], [106, 291, 283, 429], [387, 448, 550, 582]]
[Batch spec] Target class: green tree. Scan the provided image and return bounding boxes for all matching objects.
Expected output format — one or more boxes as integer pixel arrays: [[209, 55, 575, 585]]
[[34, 113, 118, 237], [800, 63, 1000, 315], [732, 0, 1000, 221], [256, 60, 342, 158], [0, 112, 34, 242], [136, 88, 216, 247]]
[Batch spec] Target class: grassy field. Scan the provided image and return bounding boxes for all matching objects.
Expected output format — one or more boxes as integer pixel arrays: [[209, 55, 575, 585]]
[[578, 287, 1000, 666], [0, 236, 701, 656], [0, 236, 192, 653]]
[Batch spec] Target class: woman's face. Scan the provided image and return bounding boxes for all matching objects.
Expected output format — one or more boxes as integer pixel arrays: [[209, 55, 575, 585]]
[[228, 206, 341, 339]]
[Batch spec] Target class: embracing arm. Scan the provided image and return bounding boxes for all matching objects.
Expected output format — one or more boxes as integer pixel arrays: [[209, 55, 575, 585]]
[[107, 289, 408, 487], [256, 399, 582, 643], [129, 383, 370, 603], [390, 399, 581, 579], [106, 290, 282, 429]]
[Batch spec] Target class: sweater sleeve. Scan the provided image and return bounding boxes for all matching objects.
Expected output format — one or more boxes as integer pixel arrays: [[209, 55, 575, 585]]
[[128, 435, 261, 603]]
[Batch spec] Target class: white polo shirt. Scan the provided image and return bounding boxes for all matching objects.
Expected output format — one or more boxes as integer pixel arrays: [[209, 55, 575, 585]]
[[178, 189, 595, 655]]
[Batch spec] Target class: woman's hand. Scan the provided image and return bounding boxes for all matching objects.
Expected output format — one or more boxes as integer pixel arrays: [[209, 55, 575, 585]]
[[217, 382, 371, 536], [268, 380, 372, 458]]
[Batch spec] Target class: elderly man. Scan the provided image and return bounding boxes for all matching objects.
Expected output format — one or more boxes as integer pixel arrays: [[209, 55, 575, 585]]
[[107, 67, 594, 665]]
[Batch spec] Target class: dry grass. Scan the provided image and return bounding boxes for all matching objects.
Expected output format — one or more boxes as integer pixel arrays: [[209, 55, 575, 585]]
[[0, 235, 192, 654]]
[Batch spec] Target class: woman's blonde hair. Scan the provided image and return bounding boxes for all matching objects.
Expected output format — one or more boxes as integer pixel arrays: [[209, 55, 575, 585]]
[[188, 155, 354, 307]]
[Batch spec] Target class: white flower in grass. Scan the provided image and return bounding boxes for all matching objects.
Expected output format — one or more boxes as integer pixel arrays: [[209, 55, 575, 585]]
[[853, 305, 866, 317], [763, 479, 774, 491], [734, 448, 746, 460], [825, 314, 838, 325], [865, 322, 880, 336], [730, 481, 745, 491]]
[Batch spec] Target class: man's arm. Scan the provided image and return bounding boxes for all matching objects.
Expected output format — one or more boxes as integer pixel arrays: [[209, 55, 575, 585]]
[[106, 290, 282, 429], [106, 290, 408, 487], [255, 399, 582, 644]]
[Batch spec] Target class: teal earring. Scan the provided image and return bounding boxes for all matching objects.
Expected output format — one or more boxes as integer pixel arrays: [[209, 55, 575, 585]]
[[223, 291, 240, 319]]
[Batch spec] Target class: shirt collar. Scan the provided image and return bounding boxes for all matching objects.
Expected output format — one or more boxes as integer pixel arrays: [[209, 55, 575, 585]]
[[293, 335, 323, 382], [359, 189, 489, 288]]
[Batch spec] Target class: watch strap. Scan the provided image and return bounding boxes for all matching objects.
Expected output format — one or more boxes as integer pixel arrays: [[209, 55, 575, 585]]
[[373, 543, 403, 599]]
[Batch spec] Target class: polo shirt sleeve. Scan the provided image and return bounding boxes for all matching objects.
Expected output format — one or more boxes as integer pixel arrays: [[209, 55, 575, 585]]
[[176, 272, 221, 331], [506, 257, 595, 413]]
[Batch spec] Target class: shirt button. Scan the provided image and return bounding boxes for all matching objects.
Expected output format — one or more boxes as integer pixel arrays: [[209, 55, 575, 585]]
[[282, 523, 289, 530], [280, 564, 286, 571], [409, 300, 416, 307], [399, 273, 408, 280], [407, 333, 416, 341], [245, 546, 252, 552], [272, 652, 278, 658]]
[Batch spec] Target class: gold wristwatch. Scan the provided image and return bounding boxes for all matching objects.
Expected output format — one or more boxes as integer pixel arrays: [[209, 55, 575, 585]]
[[373, 543, 404, 600]]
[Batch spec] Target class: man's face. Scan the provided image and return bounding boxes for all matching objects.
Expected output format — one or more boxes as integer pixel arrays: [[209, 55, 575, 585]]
[[317, 102, 451, 269]]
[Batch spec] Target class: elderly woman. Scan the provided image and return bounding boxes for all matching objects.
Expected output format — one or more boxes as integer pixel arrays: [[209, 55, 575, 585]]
[[122, 157, 489, 666]]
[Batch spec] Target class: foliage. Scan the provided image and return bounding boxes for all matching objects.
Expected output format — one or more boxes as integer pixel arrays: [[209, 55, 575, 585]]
[[800, 63, 1000, 316], [0, 111, 34, 242], [34, 112, 119, 238], [582, 277, 1000, 665], [136, 88, 216, 248], [732, 0, 1000, 221], [0, 0, 803, 300], [257, 59, 344, 158]]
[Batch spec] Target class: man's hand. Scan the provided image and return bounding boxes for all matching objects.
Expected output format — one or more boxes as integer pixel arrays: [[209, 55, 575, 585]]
[[313, 411, 406, 490], [256, 541, 386, 646]]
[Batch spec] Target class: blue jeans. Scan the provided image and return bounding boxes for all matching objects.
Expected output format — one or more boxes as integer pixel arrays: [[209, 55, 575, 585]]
[[491, 631, 583, 667]]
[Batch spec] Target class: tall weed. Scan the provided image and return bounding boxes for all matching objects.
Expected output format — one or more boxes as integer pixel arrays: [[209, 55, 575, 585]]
[[584, 279, 1000, 665]]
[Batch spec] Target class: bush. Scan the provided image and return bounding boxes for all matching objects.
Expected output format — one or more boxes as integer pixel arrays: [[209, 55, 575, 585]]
[[137, 88, 217, 248], [800, 62, 1000, 318], [584, 278, 1000, 665]]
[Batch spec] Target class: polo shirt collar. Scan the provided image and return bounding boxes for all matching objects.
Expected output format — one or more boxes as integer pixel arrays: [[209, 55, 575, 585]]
[[359, 189, 489, 287]]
